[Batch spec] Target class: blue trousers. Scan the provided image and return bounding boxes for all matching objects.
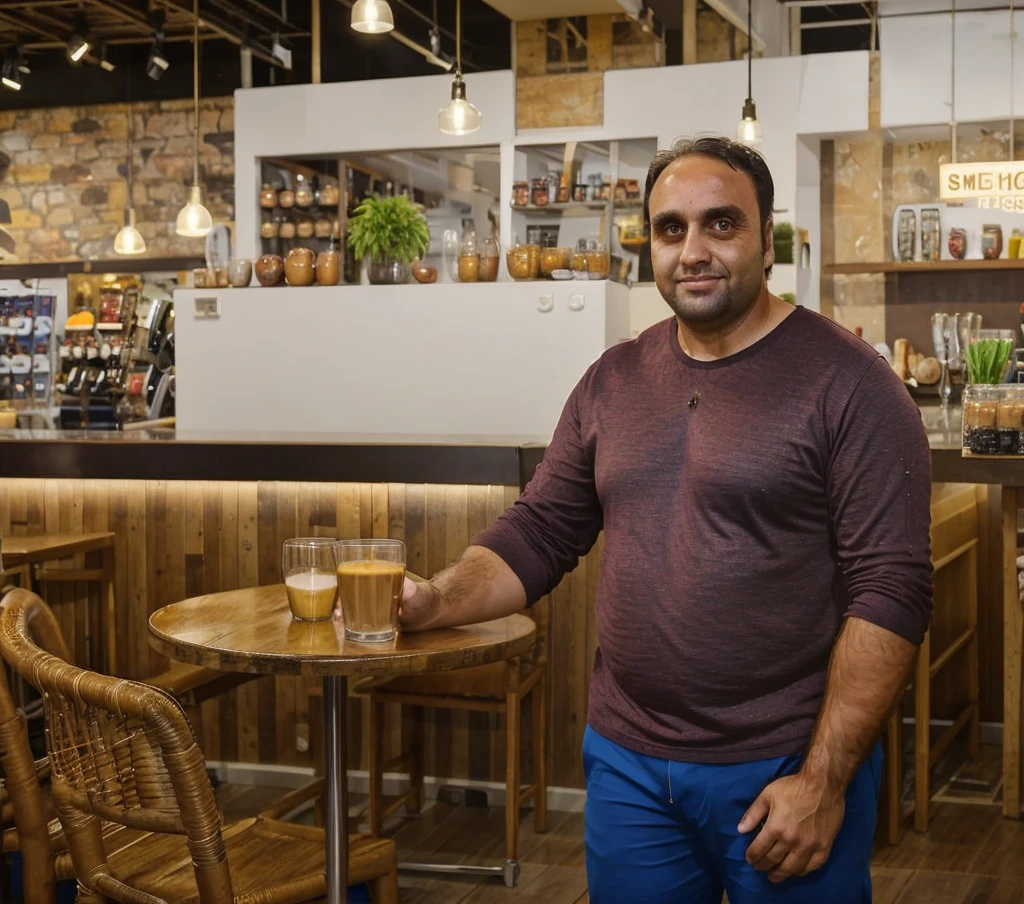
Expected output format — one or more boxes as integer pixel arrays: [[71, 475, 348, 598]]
[[583, 725, 881, 903]]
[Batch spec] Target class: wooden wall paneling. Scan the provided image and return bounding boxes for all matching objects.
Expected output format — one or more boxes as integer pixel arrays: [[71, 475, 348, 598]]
[[445, 485, 472, 782], [270, 482, 301, 767], [199, 481, 228, 760], [106, 480, 131, 680], [125, 482, 148, 681], [43, 479, 75, 665], [424, 484, 451, 781], [358, 484, 373, 539], [516, 73, 604, 130], [514, 19, 546, 77], [980, 485, 1002, 723], [83, 480, 109, 695], [236, 481, 262, 764], [400, 483, 428, 774], [587, 15, 613, 71], [466, 486, 492, 783], [336, 484, 361, 540], [144, 481, 167, 677]]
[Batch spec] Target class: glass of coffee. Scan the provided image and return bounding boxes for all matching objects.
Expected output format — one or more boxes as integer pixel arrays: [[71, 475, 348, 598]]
[[281, 538, 338, 621], [334, 539, 405, 642]]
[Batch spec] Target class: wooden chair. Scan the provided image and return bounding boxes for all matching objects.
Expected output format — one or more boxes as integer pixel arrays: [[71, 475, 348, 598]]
[[366, 593, 549, 886], [883, 483, 980, 842], [0, 588, 400, 904]]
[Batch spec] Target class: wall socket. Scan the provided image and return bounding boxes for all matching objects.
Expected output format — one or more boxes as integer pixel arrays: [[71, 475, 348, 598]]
[[537, 294, 554, 313]]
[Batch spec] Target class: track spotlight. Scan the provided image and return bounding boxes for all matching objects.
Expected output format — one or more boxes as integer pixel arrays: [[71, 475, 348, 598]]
[[99, 43, 115, 72], [1, 58, 21, 92], [146, 33, 169, 80], [67, 19, 90, 62]]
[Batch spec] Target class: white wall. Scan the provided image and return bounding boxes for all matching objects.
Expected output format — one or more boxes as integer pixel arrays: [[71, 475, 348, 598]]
[[175, 281, 630, 438], [705, 0, 790, 57], [881, 9, 1024, 128], [234, 71, 516, 259]]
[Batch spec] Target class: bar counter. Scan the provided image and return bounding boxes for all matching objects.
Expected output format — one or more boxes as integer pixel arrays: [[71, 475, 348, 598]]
[[0, 417, 1017, 807]]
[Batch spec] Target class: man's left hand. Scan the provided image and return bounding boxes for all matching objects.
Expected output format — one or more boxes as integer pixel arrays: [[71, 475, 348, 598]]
[[737, 773, 845, 884]]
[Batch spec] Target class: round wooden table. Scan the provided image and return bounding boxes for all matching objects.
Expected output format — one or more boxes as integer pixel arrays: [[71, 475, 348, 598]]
[[149, 584, 536, 904]]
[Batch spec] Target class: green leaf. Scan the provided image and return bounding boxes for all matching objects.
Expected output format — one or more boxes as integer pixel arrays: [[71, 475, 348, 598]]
[[346, 194, 430, 265]]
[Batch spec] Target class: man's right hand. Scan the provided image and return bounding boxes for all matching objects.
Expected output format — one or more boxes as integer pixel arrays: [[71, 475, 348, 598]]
[[398, 576, 441, 632]]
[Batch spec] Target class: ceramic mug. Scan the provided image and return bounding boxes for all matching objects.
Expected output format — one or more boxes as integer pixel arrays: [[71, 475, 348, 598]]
[[255, 254, 285, 287], [228, 258, 252, 288]]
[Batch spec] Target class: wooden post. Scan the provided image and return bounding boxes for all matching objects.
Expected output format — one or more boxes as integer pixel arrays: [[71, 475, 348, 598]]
[[683, 0, 697, 64], [1003, 486, 1022, 818], [311, 0, 321, 84], [789, 6, 801, 56]]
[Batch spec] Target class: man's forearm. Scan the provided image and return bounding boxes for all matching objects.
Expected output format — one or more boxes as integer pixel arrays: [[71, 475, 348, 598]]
[[420, 545, 527, 629], [799, 616, 917, 798]]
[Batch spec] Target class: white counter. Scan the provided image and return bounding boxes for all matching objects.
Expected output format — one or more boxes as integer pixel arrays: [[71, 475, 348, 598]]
[[174, 281, 630, 437]]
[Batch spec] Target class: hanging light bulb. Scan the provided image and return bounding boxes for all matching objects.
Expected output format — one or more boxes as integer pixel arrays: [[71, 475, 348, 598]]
[[175, 0, 212, 237], [114, 210, 146, 255], [736, 99, 763, 145], [115, 106, 146, 255], [176, 184, 213, 237], [351, 0, 394, 34], [437, 0, 481, 136], [735, 0, 763, 146], [437, 73, 481, 135]]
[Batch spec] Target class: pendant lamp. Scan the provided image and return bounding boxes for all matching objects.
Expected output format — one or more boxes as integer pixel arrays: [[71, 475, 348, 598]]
[[175, 0, 212, 237], [437, 0, 481, 135], [735, 0, 763, 146], [114, 105, 146, 255], [351, 0, 394, 34]]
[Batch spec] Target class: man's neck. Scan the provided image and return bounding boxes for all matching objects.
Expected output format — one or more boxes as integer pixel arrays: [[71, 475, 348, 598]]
[[676, 291, 791, 362]]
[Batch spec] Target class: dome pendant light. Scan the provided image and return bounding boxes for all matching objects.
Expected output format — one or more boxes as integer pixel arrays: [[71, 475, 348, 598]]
[[175, 0, 212, 238], [437, 0, 481, 136], [351, 0, 394, 34], [114, 105, 146, 255], [736, 0, 763, 146]]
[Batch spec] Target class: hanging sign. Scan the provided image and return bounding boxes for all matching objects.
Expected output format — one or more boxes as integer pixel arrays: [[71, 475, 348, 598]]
[[940, 160, 1024, 206]]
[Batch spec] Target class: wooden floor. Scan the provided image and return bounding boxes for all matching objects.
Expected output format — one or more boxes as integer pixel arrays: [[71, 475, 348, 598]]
[[218, 747, 1024, 904]]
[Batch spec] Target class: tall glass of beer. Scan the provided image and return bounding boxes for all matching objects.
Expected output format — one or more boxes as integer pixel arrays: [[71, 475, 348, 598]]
[[334, 539, 405, 642]]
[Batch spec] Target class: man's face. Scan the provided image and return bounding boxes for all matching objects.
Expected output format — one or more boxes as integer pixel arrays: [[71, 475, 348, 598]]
[[648, 154, 773, 326]]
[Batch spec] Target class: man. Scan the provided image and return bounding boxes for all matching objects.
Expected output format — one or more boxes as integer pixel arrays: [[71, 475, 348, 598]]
[[400, 137, 932, 903]]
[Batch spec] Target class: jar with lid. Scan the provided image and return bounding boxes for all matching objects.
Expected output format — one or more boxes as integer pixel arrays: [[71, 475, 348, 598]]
[[506, 244, 532, 280], [556, 174, 570, 204], [531, 178, 550, 207], [260, 184, 278, 209], [279, 188, 295, 209], [260, 214, 277, 239], [315, 216, 332, 239], [296, 216, 315, 239], [278, 217, 296, 240], [540, 247, 571, 279], [572, 183, 587, 203], [318, 181, 340, 206], [458, 231, 480, 282], [512, 181, 529, 207], [295, 174, 313, 208], [479, 235, 500, 282]]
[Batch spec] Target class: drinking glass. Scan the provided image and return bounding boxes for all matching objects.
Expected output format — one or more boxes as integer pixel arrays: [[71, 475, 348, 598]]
[[334, 539, 406, 643], [931, 312, 952, 407], [281, 538, 338, 621]]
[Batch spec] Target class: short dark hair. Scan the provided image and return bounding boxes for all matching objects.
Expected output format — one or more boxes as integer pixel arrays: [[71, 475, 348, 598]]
[[643, 136, 775, 277]]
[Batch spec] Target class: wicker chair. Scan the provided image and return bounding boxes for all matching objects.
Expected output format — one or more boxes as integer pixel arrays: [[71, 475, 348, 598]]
[[0, 589, 399, 904]]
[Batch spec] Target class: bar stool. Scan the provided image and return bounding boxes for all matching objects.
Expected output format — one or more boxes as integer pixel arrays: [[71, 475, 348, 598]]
[[883, 483, 980, 842], [1, 532, 255, 727], [2, 532, 117, 674]]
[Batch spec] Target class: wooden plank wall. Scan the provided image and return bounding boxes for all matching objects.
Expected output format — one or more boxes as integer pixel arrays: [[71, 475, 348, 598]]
[[0, 478, 601, 790]]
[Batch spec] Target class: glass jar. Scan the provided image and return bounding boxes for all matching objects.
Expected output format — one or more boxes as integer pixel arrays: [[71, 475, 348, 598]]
[[540, 246, 571, 278], [260, 184, 278, 209], [556, 175, 570, 204], [479, 235, 500, 282], [278, 217, 296, 240], [315, 216, 332, 239], [279, 189, 295, 209], [319, 181, 340, 206], [512, 181, 530, 208], [572, 239, 589, 277], [531, 178, 550, 207], [506, 245, 533, 280], [962, 384, 1024, 455], [260, 215, 277, 239], [458, 231, 480, 282], [296, 216, 315, 239], [585, 241, 610, 279], [295, 174, 313, 208]]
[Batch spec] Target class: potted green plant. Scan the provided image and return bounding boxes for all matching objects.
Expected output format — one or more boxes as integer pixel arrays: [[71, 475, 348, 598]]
[[773, 222, 794, 265], [346, 194, 431, 285]]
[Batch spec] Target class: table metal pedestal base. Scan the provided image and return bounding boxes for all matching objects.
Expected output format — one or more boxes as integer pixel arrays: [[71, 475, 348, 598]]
[[398, 858, 520, 888], [324, 675, 349, 904]]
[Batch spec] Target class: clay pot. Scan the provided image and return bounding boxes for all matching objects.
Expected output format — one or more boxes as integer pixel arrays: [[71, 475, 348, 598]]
[[316, 250, 340, 286], [411, 260, 437, 284], [285, 247, 316, 286], [228, 258, 252, 288], [255, 254, 284, 287]]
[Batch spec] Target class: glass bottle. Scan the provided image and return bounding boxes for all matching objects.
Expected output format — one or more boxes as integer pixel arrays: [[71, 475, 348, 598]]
[[295, 174, 313, 208], [458, 231, 480, 283]]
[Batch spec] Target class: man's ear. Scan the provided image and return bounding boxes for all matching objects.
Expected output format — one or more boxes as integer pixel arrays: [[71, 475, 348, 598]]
[[763, 216, 775, 270]]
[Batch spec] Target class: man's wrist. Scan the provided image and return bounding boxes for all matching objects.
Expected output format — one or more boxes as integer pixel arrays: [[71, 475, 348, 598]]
[[796, 756, 847, 803]]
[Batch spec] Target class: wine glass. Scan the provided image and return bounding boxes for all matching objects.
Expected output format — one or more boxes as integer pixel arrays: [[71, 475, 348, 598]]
[[931, 313, 952, 407]]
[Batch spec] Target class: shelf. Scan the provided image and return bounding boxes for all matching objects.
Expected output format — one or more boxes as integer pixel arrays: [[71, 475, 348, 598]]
[[96, 323, 125, 332], [826, 260, 1024, 275], [511, 202, 609, 216]]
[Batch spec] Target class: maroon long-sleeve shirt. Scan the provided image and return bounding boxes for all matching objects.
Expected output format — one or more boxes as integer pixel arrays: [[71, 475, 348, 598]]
[[475, 308, 933, 763]]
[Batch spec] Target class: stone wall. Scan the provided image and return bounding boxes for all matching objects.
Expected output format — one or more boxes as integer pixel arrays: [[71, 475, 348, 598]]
[[0, 96, 234, 263]]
